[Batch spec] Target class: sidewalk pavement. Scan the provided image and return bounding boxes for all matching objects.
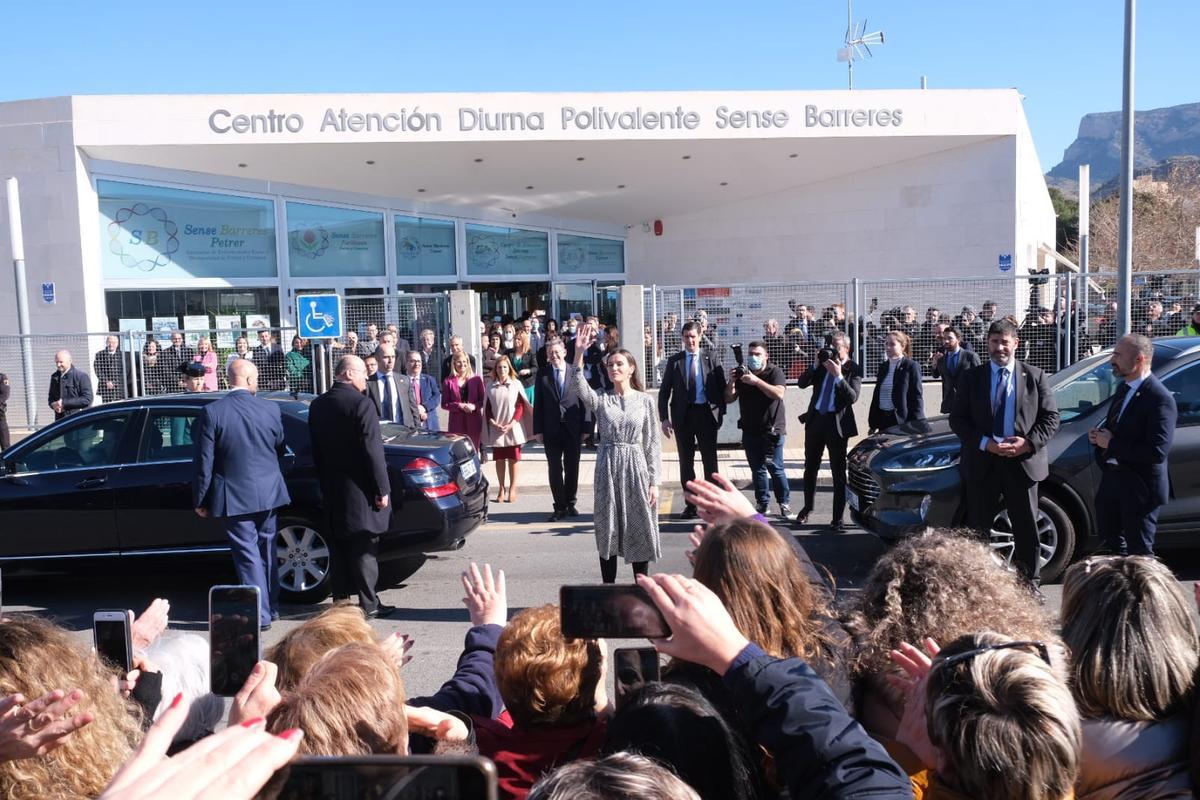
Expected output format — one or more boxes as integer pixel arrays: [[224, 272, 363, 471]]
[[484, 442, 833, 489]]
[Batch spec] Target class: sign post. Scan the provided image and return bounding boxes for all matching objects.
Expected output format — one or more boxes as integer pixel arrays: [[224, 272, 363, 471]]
[[296, 293, 343, 394]]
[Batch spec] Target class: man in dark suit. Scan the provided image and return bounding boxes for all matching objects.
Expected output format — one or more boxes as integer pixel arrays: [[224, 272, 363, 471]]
[[368, 345, 418, 426], [658, 321, 725, 519], [441, 335, 477, 381], [796, 332, 862, 531], [48, 350, 93, 421], [192, 359, 291, 625], [931, 326, 980, 414], [950, 318, 1060, 585], [93, 335, 124, 403], [252, 329, 286, 391], [1088, 334, 1177, 556], [532, 337, 586, 522], [308, 355, 396, 618], [405, 350, 442, 431], [0, 371, 10, 451]]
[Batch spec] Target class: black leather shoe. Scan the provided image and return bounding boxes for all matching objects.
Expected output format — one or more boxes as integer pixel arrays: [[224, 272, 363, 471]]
[[547, 510, 563, 522], [828, 519, 846, 532], [565, 505, 580, 518], [793, 507, 812, 525], [366, 603, 398, 620], [677, 506, 698, 520]]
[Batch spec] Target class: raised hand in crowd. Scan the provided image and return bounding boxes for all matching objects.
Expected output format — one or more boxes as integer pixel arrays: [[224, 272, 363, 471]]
[[683, 473, 756, 524], [228, 660, 282, 728], [685, 524, 706, 566], [380, 631, 415, 671], [0, 689, 93, 763], [404, 704, 470, 744], [887, 638, 942, 770], [130, 598, 170, 653], [461, 561, 507, 627], [637, 573, 750, 674], [99, 694, 302, 800]]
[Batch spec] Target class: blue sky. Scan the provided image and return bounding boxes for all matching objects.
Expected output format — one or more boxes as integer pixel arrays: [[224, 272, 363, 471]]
[[1, 0, 1196, 171]]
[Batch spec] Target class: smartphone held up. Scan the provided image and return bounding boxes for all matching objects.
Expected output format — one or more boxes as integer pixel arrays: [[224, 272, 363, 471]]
[[209, 585, 261, 697], [559, 585, 671, 640]]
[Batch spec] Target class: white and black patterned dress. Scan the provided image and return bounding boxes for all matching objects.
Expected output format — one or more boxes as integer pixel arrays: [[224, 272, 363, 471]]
[[573, 370, 662, 563]]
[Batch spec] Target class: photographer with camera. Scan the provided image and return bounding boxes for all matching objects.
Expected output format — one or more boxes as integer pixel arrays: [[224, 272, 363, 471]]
[[723, 341, 790, 519], [796, 332, 862, 531]]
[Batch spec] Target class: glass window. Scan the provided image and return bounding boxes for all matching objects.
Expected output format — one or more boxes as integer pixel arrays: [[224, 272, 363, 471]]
[[286, 202, 385, 277], [1051, 357, 1118, 424], [395, 216, 456, 276], [140, 411, 200, 461], [98, 181, 276, 280], [1163, 363, 1200, 426], [106, 288, 280, 332], [557, 234, 624, 275], [465, 224, 549, 276], [13, 414, 131, 473]]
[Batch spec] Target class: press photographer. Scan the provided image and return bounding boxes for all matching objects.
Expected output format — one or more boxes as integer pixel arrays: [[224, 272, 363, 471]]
[[723, 341, 790, 519]]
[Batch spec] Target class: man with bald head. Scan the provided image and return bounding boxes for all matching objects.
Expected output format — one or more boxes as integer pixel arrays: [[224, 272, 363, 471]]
[[192, 358, 291, 626], [94, 335, 124, 403], [308, 355, 396, 617], [48, 349, 93, 420]]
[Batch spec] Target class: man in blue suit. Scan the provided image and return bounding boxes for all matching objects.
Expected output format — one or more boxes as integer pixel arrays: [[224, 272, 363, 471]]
[[192, 359, 291, 625], [405, 351, 442, 431], [1089, 334, 1177, 556]]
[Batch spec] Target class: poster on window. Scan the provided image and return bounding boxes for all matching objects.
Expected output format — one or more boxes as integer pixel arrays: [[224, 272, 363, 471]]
[[214, 315, 242, 348], [244, 314, 272, 333], [151, 317, 180, 337], [99, 180, 277, 281], [287, 202, 385, 277], [182, 316, 210, 346], [118, 319, 147, 354]]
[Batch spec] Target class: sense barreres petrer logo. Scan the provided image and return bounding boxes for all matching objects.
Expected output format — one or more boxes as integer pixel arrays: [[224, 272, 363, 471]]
[[108, 203, 180, 272], [289, 226, 331, 259]]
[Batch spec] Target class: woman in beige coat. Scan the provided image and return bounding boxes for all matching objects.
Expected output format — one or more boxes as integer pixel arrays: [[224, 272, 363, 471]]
[[484, 355, 533, 502]]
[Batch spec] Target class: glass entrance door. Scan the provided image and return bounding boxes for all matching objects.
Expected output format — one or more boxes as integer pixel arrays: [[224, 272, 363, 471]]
[[554, 281, 594, 323], [471, 282, 550, 322]]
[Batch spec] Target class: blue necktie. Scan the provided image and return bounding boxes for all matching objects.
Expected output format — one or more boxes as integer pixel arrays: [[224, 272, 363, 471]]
[[556, 368, 565, 395], [991, 368, 1008, 438], [381, 374, 394, 421], [948, 351, 959, 373], [818, 374, 835, 413]]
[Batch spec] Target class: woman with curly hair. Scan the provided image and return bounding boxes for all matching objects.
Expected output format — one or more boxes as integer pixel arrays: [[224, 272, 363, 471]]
[[842, 529, 1054, 766], [0, 615, 144, 800]]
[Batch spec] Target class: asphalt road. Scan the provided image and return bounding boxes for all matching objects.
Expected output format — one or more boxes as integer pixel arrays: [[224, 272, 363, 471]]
[[7, 477, 1200, 702]]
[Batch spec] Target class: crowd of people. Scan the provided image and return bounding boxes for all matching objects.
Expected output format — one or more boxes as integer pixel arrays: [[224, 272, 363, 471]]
[[7, 475, 1200, 799]]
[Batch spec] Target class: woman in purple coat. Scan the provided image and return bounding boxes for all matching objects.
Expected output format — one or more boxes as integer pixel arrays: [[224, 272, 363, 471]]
[[442, 351, 486, 454]]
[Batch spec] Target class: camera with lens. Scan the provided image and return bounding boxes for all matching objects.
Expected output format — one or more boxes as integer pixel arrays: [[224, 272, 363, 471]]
[[816, 346, 835, 365], [731, 344, 748, 380]]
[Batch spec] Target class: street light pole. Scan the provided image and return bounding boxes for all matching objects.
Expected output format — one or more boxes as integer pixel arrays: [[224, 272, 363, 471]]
[[1116, 0, 1136, 338]]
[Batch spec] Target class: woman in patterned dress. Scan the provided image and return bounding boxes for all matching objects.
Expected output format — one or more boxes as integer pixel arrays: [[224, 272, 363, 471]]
[[572, 322, 662, 583]]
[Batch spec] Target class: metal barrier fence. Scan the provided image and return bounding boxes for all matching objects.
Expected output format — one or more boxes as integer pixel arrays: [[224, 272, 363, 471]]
[[342, 293, 451, 378]]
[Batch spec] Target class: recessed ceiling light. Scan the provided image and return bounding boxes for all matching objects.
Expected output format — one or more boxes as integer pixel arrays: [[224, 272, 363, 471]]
[[788, 153, 798, 158], [617, 184, 626, 189], [417, 188, 426, 193], [525, 185, 534, 190], [576, 157, 585, 162], [237, 163, 247, 168], [719, 181, 728, 186], [682, 155, 691, 160], [365, 160, 375, 165], [474, 158, 483, 163]]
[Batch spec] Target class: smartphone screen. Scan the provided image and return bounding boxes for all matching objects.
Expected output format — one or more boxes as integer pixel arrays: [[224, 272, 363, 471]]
[[93, 611, 132, 673], [614, 646, 661, 709], [256, 755, 498, 800], [559, 585, 671, 640], [209, 585, 261, 697]]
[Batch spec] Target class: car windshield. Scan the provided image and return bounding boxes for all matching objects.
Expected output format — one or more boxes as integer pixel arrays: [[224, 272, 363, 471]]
[[1049, 346, 1176, 423]]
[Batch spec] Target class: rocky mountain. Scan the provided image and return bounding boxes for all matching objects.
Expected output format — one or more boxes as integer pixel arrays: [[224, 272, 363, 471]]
[[1046, 101, 1200, 193], [1093, 155, 1200, 200]]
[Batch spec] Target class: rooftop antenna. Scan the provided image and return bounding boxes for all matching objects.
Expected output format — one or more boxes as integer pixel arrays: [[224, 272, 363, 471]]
[[836, 0, 885, 90]]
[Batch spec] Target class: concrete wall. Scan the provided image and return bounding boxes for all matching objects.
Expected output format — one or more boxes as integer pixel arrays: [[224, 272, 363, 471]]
[[625, 136, 1021, 286], [0, 97, 93, 335]]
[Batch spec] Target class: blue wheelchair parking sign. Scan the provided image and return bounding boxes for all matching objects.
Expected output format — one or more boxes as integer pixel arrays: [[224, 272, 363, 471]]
[[296, 293, 343, 339]]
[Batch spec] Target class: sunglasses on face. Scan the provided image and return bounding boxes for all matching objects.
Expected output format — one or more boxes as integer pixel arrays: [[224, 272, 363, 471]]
[[934, 640, 1052, 674]]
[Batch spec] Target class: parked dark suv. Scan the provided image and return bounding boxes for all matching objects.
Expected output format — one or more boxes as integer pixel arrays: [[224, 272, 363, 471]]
[[0, 392, 488, 601], [848, 338, 1200, 581]]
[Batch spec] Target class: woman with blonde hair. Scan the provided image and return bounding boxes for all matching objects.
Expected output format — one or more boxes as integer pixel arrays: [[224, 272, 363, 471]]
[[193, 336, 218, 392], [1060, 556, 1196, 799], [510, 329, 537, 404], [868, 329, 924, 432], [484, 355, 533, 502], [843, 530, 1054, 759], [443, 350, 486, 453], [0, 615, 143, 800]]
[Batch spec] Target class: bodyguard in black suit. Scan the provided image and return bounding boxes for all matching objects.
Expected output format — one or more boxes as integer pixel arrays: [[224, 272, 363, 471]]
[[868, 332, 924, 432], [931, 326, 981, 414], [532, 338, 586, 521], [192, 359, 291, 623], [308, 355, 396, 618], [1088, 335, 1177, 556], [796, 332, 862, 530], [950, 319, 1060, 584], [658, 322, 725, 519], [48, 351, 93, 421], [368, 345, 419, 426]]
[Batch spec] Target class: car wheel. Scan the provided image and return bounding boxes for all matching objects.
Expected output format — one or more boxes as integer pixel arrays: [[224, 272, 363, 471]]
[[988, 494, 1076, 583], [276, 515, 332, 604]]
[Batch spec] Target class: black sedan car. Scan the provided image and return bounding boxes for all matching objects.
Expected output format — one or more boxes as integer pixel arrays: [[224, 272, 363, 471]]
[[848, 338, 1200, 581], [0, 392, 488, 602]]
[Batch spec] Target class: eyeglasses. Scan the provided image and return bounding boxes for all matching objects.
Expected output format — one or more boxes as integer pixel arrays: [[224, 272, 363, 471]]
[[934, 640, 1051, 674]]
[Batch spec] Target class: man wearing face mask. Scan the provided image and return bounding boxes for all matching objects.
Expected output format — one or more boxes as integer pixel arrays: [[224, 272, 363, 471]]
[[724, 341, 790, 518]]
